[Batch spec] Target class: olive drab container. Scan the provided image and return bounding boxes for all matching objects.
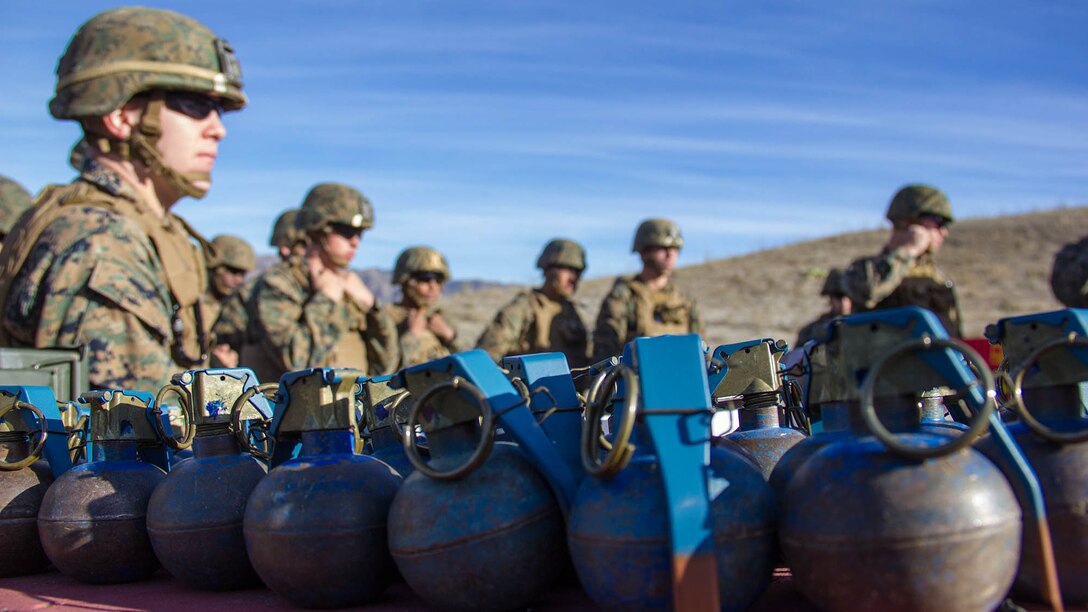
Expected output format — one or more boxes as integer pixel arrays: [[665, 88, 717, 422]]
[[387, 349, 577, 612], [146, 368, 272, 591], [0, 386, 74, 578], [37, 390, 170, 584], [567, 334, 776, 612], [244, 368, 402, 609], [779, 307, 1031, 611]]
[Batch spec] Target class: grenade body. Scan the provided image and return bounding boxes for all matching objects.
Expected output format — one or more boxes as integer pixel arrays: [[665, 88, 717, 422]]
[[245, 430, 402, 609], [388, 428, 566, 612], [568, 441, 776, 611], [0, 439, 53, 578], [768, 402, 854, 502], [37, 442, 165, 583], [367, 426, 414, 478], [722, 405, 806, 480], [146, 432, 265, 590]]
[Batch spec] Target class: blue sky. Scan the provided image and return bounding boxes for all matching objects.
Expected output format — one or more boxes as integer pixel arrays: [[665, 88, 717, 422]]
[[2, 1, 1086, 283]]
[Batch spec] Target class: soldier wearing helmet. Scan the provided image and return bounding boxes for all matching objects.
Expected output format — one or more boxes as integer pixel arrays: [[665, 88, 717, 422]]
[[841, 184, 963, 336], [203, 235, 255, 367], [0, 7, 246, 391], [592, 218, 704, 361], [795, 268, 853, 346], [244, 183, 398, 381], [1050, 236, 1088, 308], [0, 175, 33, 253], [387, 246, 461, 367], [477, 238, 589, 367]]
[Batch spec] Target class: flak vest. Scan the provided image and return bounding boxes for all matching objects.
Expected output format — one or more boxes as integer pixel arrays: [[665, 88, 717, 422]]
[[870, 259, 962, 337], [526, 291, 586, 358], [625, 279, 693, 338]]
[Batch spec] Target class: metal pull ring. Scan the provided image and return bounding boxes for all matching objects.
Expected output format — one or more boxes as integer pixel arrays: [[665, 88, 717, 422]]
[[403, 376, 494, 481], [0, 400, 48, 471], [153, 383, 196, 450], [231, 382, 278, 459], [581, 364, 638, 479], [510, 377, 560, 423], [380, 390, 416, 448], [1005, 333, 1088, 444], [859, 335, 996, 460]]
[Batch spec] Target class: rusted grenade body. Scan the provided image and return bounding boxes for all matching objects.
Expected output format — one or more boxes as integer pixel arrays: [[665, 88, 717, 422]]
[[722, 403, 805, 481], [146, 369, 271, 591], [0, 394, 54, 578], [767, 401, 854, 503], [245, 368, 402, 609], [387, 375, 567, 612], [38, 391, 167, 584]]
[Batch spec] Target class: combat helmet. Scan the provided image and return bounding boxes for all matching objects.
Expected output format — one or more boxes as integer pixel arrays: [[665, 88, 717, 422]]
[[632, 218, 683, 252], [536, 239, 587, 272], [885, 184, 954, 224], [0, 176, 33, 236], [50, 7, 246, 199], [820, 268, 845, 297], [296, 183, 374, 233], [269, 209, 305, 249], [208, 235, 256, 272], [393, 246, 450, 285]]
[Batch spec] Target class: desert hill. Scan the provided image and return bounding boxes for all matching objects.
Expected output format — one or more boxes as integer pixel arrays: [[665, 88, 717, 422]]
[[440, 206, 1088, 348]]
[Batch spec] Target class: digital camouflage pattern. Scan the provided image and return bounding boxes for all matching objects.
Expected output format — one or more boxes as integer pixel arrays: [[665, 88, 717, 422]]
[[270, 209, 304, 249], [0, 160, 213, 391], [477, 289, 589, 368], [243, 258, 398, 382], [208, 234, 255, 271], [393, 246, 449, 284], [535, 238, 586, 271], [885, 184, 953, 223], [212, 277, 254, 353], [296, 183, 374, 233], [841, 248, 963, 336], [632, 218, 683, 252], [1051, 236, 1088, 308], [0, 175, 33, 237], [592, 276, 704, 361], [386, 303, 462, 367], [50, 7, 246, 120]]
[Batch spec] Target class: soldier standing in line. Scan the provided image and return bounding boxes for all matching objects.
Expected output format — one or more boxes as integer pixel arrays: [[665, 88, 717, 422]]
[[0, 7, 245, 391], [840, 184, 963, 336], [0, 176, 33, 254], [245, 183, 398, 382], [1051, 236, 1088, 308], [592, 218, 704, 362], [387, 246, 461, 367], [205, 234, 256, 368], [213, 208, 308, 372], [477, 238, 590, 368], [795, 268, 853, 346]]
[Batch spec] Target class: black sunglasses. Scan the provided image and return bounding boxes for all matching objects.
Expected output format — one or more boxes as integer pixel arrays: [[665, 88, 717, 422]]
[[411, 271, 445, 283], [327, 223, 364, 240], [918, 214, 950, 229], [164, 91, 226, 120]]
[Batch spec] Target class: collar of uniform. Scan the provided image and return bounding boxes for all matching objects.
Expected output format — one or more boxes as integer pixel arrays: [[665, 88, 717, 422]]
[[80, 157, 138, 201]]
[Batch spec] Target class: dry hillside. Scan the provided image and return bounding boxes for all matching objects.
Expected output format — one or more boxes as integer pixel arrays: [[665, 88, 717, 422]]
[[442, 206, 1088, 348]]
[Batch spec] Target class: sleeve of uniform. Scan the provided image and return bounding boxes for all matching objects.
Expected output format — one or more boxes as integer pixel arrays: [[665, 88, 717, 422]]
[[252, 272, 343, 372], [841, 247, 916, 309], [1051, 237, 1088, 308], [688, 295, 706, 338], [476, 294, 530, 363], [592, 282, 633, 362], [363, 303, 400, 376]]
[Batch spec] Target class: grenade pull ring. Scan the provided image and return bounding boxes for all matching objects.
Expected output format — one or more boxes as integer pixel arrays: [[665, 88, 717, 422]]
[[510, 377, 560, 424], [152, 383, 196, 450], [1005, 332, 1088, 445], [403, 376, 494, 481], [382, 389, 415, 447], [859, 335, 996, 460], [580, 364, 638, 479], [0, 398, 47, 471], [230, 382, 278, 459]]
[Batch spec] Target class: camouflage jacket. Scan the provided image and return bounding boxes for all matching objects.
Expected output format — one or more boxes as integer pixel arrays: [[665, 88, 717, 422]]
[[386, 302, 462, 367], [0, 161, 212, 392], [592, 275, 704, 362], [212, 276, 255, 353], [1051, 236, 1088, 308], [841, 247, 963, 337], [243, 258, 399, 381], [476, 289, 589, 368]]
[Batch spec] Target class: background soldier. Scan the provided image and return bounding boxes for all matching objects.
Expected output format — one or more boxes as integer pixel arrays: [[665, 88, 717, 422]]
[[0, 175, 33, 253], [388, 246, 461, 367], [0, 7, 245, 391], [796, 268, 853, 346], [205, 234, 256, 367], [477, 238, 589, 368], [841, 184, 963, 336], [1051, 236, 1088, 308], [245, 183, 398, 381], [593, 218, 704, 361]]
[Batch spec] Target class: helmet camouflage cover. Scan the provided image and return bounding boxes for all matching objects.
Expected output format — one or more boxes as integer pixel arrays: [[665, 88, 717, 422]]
[[885, 184, 954, 224], [0, 175, 33, 235], [632, 218, 683, 252], [393, 246, 450, 284], [269, 209, 305, 249], [536, 238, 587, 272], [820, 268, 846, 297], [208, 234, 256, 271], [50, 6, 246, 119], [297, 183, 374, 233]]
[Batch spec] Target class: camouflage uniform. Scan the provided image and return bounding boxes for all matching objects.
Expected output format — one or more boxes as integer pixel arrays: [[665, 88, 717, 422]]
[[1051, 236, 1088, 308], [205, 235, 255, 367], [0, 176, 33, 250], [389, 246, 461, 367], [592, 277, 704, 361], [477, 289, 589, 367]]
